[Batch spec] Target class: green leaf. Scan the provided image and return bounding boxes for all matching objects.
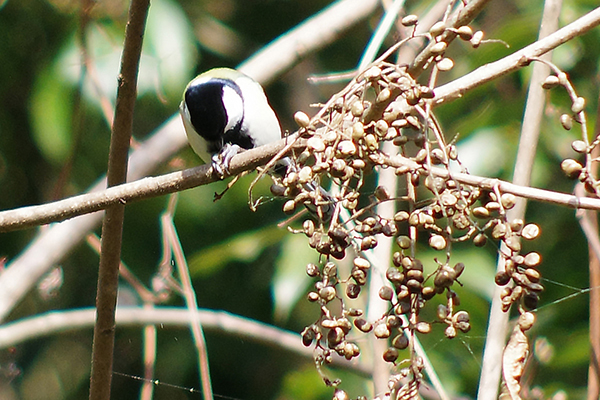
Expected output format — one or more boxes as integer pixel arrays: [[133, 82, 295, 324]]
[[29, 67, 73, 165]]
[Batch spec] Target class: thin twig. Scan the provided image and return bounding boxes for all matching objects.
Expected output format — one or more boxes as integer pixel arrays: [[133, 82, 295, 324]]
[[89, 0, 149, 399], [160, 194, 214, 400]]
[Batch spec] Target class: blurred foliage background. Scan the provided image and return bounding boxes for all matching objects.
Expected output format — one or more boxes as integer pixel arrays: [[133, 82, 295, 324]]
[[0, 0, 599, 399]]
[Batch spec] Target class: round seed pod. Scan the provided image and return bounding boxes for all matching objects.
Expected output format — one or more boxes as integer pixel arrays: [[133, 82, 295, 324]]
[[560, 114, 573, 130], [541, 75, 560, 89], [495, 271, 511, 286], [307, 136, 326, 152], [421, 286, 436, 300], [306, 263, 319, 277], [386, 315, 401, 329], [523, 292, 539, 310], [294, 111, 311, 128], [327, 327, 345, 347], [346, 283, 360, 299], [457, 25, 473, 40], [524, 268, 540, 283], [445, 325, 457, 338], [395, 301, 410, 315], [571, 140, 587, 153], [470, 30, 484, 47], [430, 21, 446, 37], [383, 347, 399, 363], [343, 342, 360, 360], [524, 252, 541, 267], [518, 311, 536, 331], [437, 58, 454, 71], [302, 327, 315, 346], [319, 286, 336, 302], [392, 334, 409, 349], [501, 193, 517, 209], [351, 267, 367, 285], [561, 159, 583, 179], [379, 286, 394, 301], [397, 236, 412, 249], [401, 14, 419, 27], [429, 234, 447, 250], [430, 41, 447, 55], [510, 219, 524, 233], [354, 318, 372, 332], [472, 207, 490, 219], [375, 185, 390, 201], [453, 262, 465, 278], [334, 389, 350, 400], [307, 292, 319, 302], [394, 211, 410, 222], [434, 266, 455, 288], [283, 200, 296, 214], [360, 236, 378, 251], [407, 278, 422, 292], [348, 308, 363, 317], [572, 96, 586, 113], [352, 121, 365, 140], [270, 184, 286, 196], [374, 323, 391, 339], [354, 257, 371, 270], [303, 220, 315, 237], [492, 223, 508, 239], [364, 66, 382, 80], [338, 140, 357, 156], [386, 267, 404, 284], [437, 304, 448, 320], [415, 321, 431, 334], [323, 262, 337, 277], [351, 100, 364, 117], [376, 88, 392, 103], [473, 233, 487, 247]]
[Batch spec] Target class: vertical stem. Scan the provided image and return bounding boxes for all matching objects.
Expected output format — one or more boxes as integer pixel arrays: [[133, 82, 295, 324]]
[[477, 1, 562, 399], [88, 1, 149, 400]]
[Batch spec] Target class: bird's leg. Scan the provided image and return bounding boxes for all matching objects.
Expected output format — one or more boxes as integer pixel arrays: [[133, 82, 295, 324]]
[[211, 143, 243, 178]]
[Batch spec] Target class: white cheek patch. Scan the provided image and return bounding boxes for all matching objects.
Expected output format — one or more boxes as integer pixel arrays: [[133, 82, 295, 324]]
[[222, 85, 244, 132]]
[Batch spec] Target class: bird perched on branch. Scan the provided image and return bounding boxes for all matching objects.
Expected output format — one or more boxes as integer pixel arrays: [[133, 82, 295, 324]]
[[179, 67, 282, 176], [180, 67, 333, 221]]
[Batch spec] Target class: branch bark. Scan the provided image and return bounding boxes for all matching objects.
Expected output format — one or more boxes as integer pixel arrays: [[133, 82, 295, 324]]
[[89, 0, 149, 399]]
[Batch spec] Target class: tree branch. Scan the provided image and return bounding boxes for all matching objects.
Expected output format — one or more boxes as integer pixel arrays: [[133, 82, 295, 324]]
[[0, 307, 371, 377], [89, 0, 149, 399], [433, 5, 600, 105]]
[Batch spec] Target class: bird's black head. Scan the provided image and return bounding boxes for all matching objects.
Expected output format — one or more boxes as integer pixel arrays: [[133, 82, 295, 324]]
[[184, 79, 244, 146]]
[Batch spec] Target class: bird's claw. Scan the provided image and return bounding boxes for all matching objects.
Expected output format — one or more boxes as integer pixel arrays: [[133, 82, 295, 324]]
[[211, 144, 243, 179]]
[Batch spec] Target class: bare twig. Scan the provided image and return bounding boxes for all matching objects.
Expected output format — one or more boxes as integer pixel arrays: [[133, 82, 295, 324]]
[[160, 195, 214, 400], [0, 307, 372, 377], [89, 1, 149, 399]]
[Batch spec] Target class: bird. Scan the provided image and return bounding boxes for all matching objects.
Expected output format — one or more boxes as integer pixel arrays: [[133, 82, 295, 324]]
[[179, 67, 282, 176], [180, 67, 334, 220]]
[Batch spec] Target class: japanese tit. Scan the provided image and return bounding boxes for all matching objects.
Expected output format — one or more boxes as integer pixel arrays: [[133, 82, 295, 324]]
[[180, 68, 282, 175]]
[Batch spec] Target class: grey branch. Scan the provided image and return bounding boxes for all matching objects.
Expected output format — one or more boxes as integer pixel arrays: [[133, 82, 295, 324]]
[[0, 306, 371, 377]]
